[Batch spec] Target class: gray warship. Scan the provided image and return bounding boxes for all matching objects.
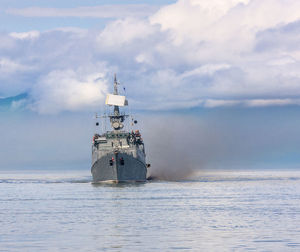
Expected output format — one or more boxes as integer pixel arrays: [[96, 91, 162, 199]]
[[91, 75, 149, 183]]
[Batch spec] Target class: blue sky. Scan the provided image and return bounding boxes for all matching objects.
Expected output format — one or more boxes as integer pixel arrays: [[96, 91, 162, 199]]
[[0, 0, 300, 170]]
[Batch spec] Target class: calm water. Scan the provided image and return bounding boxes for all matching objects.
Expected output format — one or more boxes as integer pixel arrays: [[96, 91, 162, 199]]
[[1, 170, 300, 251]]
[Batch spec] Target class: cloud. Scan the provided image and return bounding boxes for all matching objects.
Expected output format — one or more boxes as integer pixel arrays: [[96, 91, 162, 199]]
[[150, 0, 300, 50], [180, 64, 232, 78], [203, 98, 300, 108], [245, 99, 300, 107], [0, 57, 35, 96], [0, 58, 29, 74], [0, 33, 16, 50], [1, 0, 300, 113], [30, 66, 109, 114], [6, 5, 159, 18], [9, 31, 40, 40], [204, 99, 241, 108], [97, 18, 157, 49]]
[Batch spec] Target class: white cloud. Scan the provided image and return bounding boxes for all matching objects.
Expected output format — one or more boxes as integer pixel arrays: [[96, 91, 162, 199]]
[[0, 58, 35, 76], [203, 98, 300, 108], [97, 18, 157, 49], [150, 0, 250, 47], [6, 5, 159, 18], [0, 57, 36, 97], [9, 31, 40, 40], [267, 56, 296, 66], [149, 0, 300, 64], [0, 58, 24, 74], [204, 99, 241, 108], [1, 0, 300, 113], [180, 64, 232, 79], [30, 66, 109, 114], [245, 99, 300, 107]]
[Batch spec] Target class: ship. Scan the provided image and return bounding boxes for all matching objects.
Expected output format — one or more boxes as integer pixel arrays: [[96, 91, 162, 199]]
[[91, 74, 149, 183]]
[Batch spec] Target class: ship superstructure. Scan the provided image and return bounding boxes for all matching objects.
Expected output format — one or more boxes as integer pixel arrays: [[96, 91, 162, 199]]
[[91, 75, 148, 182]]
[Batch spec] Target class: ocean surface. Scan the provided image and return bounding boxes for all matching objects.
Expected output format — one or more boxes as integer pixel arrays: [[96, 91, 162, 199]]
[[1, 169, 300, 251]]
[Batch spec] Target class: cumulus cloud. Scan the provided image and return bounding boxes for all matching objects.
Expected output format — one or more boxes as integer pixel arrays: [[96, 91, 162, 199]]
[[150, 0, 300, 50], [1, 0, 300, 113], [97, 18, 157, 49], [30, 66, 109, 114]]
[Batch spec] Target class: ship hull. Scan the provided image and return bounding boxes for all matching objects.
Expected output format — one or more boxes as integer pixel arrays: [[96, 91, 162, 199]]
[[91, 152, 147, 183]]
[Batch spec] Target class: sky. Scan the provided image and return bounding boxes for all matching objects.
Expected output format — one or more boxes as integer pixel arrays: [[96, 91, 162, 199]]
[[0, 0, 300, 172]]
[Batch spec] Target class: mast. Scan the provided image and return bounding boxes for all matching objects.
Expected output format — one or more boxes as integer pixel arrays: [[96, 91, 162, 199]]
[[108, 74, 125, 131], [113, 74, 118, 95], [113, 74, 120, 117]]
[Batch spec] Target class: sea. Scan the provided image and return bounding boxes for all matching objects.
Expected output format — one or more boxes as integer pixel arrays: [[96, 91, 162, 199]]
[[0, 169, 300, 251]]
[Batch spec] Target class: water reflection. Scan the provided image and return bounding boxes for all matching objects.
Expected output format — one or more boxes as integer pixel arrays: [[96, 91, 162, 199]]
[[91, 181, 148, 188]]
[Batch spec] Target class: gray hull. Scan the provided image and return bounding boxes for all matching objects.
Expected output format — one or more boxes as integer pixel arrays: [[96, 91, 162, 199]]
[[91, 75, 149, 182], [91, 152, 147, 183]]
